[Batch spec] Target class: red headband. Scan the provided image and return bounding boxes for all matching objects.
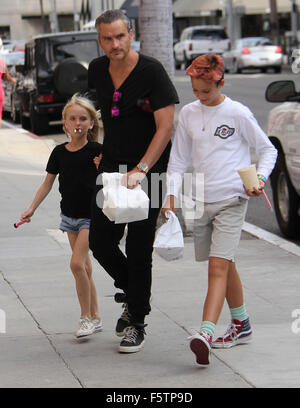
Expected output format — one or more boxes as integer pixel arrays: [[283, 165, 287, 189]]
[[186, 54, 224, 82]]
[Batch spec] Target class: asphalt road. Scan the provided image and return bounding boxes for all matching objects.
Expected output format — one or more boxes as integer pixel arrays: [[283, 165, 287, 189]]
[[2, 68, 300, 246]]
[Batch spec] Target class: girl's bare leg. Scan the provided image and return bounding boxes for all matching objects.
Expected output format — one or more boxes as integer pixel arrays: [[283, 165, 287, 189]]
[[84, 254, 101, 320], [68, 229, 92, 318]]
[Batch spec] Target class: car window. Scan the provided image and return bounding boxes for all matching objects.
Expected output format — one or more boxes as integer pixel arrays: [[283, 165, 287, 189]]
[[242, 38, 272, 47], [52, 40, 100, 63], [1, 52, 24, 67], [191, 30, 228, 40]]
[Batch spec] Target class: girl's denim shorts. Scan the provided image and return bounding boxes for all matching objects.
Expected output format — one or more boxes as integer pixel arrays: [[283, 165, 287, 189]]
[[59, 213, 90, 234]]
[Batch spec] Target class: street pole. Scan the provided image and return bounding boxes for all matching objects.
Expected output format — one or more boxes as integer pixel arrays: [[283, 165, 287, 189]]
[[291, 0, 298, 48], [226, 0, 234, 47], [73, 0, 80, 30], [39, 0, 47, 33], [49, 0, 59, 33], [269, 0, 279, 44], [91, 0, 102, 20]]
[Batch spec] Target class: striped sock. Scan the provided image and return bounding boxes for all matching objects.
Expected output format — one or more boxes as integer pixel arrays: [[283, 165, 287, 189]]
[[230, 304, 248, 322], [200, 321, 216, 337]]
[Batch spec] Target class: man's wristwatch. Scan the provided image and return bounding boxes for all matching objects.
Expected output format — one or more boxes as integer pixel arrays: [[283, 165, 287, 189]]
[[137, 162, 149, 174], [257, 174, 267, 184]]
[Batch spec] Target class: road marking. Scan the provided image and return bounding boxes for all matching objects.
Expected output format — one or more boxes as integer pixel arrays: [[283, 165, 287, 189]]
[[174, 73, 265, 81], [0, 167, 44, 176], [2, 119, 20, 129], [243, 221, 300, 257]]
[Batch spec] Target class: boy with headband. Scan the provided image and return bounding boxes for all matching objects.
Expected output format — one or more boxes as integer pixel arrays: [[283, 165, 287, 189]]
[[162, 54, 277, 366]]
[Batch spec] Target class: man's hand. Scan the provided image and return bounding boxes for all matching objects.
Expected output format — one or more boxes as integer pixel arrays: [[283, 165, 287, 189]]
[[121, 168, 146, 189], [93, 153, 102, 169]]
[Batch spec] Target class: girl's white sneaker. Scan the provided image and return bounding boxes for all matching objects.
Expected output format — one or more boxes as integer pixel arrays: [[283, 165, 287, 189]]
[[91, 317, 103, 333], [76, 317, 95, 338]]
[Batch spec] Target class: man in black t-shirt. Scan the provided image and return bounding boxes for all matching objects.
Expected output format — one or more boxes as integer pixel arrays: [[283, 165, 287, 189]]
[[88, 9, 179, 354]]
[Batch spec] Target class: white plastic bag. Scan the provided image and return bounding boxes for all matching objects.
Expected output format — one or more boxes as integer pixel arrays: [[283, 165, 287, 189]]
[[153, 211, 184, 261], [102, 172, 149, 224]]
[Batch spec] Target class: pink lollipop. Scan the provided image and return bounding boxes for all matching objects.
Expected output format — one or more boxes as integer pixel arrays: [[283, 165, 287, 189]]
[[14, 221, 25, 228]]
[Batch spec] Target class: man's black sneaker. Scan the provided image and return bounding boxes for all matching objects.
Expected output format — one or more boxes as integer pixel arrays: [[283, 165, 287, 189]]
[[115, 303, 131, 337], [118, 324, 147, 353]]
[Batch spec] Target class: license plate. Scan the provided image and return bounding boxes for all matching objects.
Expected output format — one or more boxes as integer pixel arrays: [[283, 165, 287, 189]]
[[260, 58, 268, 61]]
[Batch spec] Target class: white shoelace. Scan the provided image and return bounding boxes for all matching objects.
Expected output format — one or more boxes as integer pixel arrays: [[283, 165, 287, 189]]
[[79, 317, 92, 330], [123, 326, 139, 343], [200, 331, 212, 342], [222, 322, 241, 340]]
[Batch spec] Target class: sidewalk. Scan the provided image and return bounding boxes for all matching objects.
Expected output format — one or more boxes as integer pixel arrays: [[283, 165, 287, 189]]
[[0, 127, 300, 389]]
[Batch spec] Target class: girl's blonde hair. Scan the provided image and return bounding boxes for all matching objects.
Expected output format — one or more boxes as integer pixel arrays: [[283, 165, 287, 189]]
[[62, 93, 101, 142]]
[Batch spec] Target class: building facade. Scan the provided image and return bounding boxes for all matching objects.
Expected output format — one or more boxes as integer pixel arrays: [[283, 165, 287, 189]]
[[0, 0, 124, 41]]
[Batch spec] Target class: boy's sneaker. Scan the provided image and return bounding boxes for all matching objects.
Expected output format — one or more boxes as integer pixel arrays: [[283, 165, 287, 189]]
[[115, 303, 131, 337], [118, 324, 146, 353], [212, 317, 252, 349], [75, 317, 95, 338], [188, 331, 212, 366], [91, 317, 103, 333]]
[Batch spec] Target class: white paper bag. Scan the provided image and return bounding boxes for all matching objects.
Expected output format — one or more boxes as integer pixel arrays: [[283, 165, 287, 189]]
[[102, 172, 150, 224], [153, 211, 184, 261]]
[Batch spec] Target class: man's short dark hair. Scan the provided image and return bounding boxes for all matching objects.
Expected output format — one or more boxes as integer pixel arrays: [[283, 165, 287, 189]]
[[95, 9, 131, 32]]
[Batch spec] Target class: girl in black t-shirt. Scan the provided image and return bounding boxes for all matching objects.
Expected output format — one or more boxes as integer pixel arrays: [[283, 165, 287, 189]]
[[20, 94, 103, 339]]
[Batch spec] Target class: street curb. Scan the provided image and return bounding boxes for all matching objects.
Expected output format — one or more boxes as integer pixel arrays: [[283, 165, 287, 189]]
[[243, 221, 300, 257]]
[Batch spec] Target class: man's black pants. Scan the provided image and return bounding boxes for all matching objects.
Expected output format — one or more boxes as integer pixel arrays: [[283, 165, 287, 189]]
[[89, 179, 162, 325]]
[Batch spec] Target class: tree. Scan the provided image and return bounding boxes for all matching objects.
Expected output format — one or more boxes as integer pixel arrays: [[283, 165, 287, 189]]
[[269, 0, 279, 44], [139, 0, 187, 232], [139, 0, 174, 79]]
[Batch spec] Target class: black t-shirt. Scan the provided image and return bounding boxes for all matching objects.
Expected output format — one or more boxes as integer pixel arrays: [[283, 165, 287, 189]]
[[88, 54, 179, 173], [46, 141, 102, 218]]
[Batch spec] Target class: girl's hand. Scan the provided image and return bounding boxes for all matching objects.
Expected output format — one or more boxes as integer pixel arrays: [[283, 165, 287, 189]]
[[161, 195, 177, 220], [93, 153, 102, 169], [20, 209, 34, 223], [244, 179, 265, 197]]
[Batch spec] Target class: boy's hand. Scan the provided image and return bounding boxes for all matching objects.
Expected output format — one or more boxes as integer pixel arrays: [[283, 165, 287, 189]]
[[244, 179, 266, 197], [161, 195, 177, 220]]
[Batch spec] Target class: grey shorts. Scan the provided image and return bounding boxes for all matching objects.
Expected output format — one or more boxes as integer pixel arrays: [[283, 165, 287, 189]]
[[59, 213, 90, 234], [194, 196, 248, 262]]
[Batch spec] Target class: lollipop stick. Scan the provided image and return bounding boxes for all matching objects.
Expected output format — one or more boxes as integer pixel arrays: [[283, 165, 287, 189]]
[[262, 190, 273, 211]]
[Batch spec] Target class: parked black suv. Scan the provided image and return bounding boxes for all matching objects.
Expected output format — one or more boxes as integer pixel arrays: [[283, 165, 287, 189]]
[[16, 31, 103, 134]]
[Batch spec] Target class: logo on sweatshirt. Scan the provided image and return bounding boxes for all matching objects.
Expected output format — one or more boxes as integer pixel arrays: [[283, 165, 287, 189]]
[[214, 125, 235, 139]]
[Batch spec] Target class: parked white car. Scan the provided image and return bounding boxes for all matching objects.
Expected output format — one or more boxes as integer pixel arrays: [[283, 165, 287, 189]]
[[174, 25, 230, 69], [223, 37, 283, 73], [265, 80, 300, 238]]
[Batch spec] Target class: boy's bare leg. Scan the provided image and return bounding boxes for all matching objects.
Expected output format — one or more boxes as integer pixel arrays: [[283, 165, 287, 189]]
[[226, 261, 244, 309], [202, 257, 230, 324]]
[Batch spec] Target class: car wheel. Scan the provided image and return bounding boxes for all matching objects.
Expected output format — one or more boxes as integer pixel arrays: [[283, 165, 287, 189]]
[[230, 59, 241, 74], [20, 106, 30, 130], [274, 66, 282, 73], [54, 58, 88, 97], [271, 153, 300, 238], [30, 104, 49, 135], [11, 95, 20, 123], [183, 52, 191, 69]]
